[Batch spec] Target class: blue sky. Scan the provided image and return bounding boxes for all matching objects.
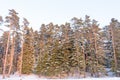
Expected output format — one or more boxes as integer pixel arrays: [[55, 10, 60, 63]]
[[0, 0, 120, 30]]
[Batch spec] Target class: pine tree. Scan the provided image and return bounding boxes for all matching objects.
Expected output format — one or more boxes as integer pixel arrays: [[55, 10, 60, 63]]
[[2, 9, 20, 77], [36, 23, 59, 77], [91, 19, 106, 77], [102, 26, 112, 68], [7, 9, 20, 77], [35, 24, 47, 76], [108, 18, 120, 76], [2, 10, 12, 78], [71, 17, 86, 77], [21, 26, 34, 74], [18, 18, 29, 76]]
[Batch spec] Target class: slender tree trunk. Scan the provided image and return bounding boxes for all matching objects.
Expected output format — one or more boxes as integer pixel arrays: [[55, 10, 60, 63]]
[[110, 26, 117, 75], [81, 30, 86, 78], [93, 32, 99, 77], [82, 46, 86, 78], [7, 38, 15, 77], [3, 31, 10, 79], [19, 39, 24, 76], [75, 40, 80, 78], [89, 30, 95, 77]]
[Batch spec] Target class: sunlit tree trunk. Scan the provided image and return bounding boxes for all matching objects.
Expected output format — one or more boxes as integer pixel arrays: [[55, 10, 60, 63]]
[[82, 46, 86, 78], [3, 30, 10, 79], [7, 38, 15, 77], [110, 24, 117, 75], [19, 39, 23, 76], [93, 31, 99, 77]]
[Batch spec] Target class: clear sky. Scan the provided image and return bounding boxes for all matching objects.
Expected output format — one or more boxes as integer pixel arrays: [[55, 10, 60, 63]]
[[0, 0, 120, 30]]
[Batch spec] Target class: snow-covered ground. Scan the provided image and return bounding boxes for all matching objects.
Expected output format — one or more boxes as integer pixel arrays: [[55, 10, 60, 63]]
[[0, 74, 47, 80], [0, 68, 118, 80], [0, 75, 120, 80]]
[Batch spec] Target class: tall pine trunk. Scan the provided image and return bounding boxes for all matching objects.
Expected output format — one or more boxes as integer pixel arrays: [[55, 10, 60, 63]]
[[3, 31, 10, 78], [19, 39, 24, 76], [93, 31, 99, 77], [110, 25, 117, 75], [82, 46, 86, 78], [7, 38, 15, 77]]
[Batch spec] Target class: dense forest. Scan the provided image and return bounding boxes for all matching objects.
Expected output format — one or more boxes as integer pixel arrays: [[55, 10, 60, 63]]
[[0, 9, 120, 79]]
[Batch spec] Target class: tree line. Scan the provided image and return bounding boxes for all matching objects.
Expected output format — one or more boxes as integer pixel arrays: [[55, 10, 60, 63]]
[[0, 9, 120, 79]]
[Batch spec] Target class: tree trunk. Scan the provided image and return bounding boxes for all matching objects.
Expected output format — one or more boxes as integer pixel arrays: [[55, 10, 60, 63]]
[[110, 25, 117, 75], [3, 31, 10, 79], [19, 39, 24, 76], [93, 31, 99, 77], [7, 38, 15, 77], [82, 46, 86, 78]]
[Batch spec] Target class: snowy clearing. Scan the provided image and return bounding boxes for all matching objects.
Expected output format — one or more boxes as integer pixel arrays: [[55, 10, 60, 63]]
[[0, 75, 120, 80]]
